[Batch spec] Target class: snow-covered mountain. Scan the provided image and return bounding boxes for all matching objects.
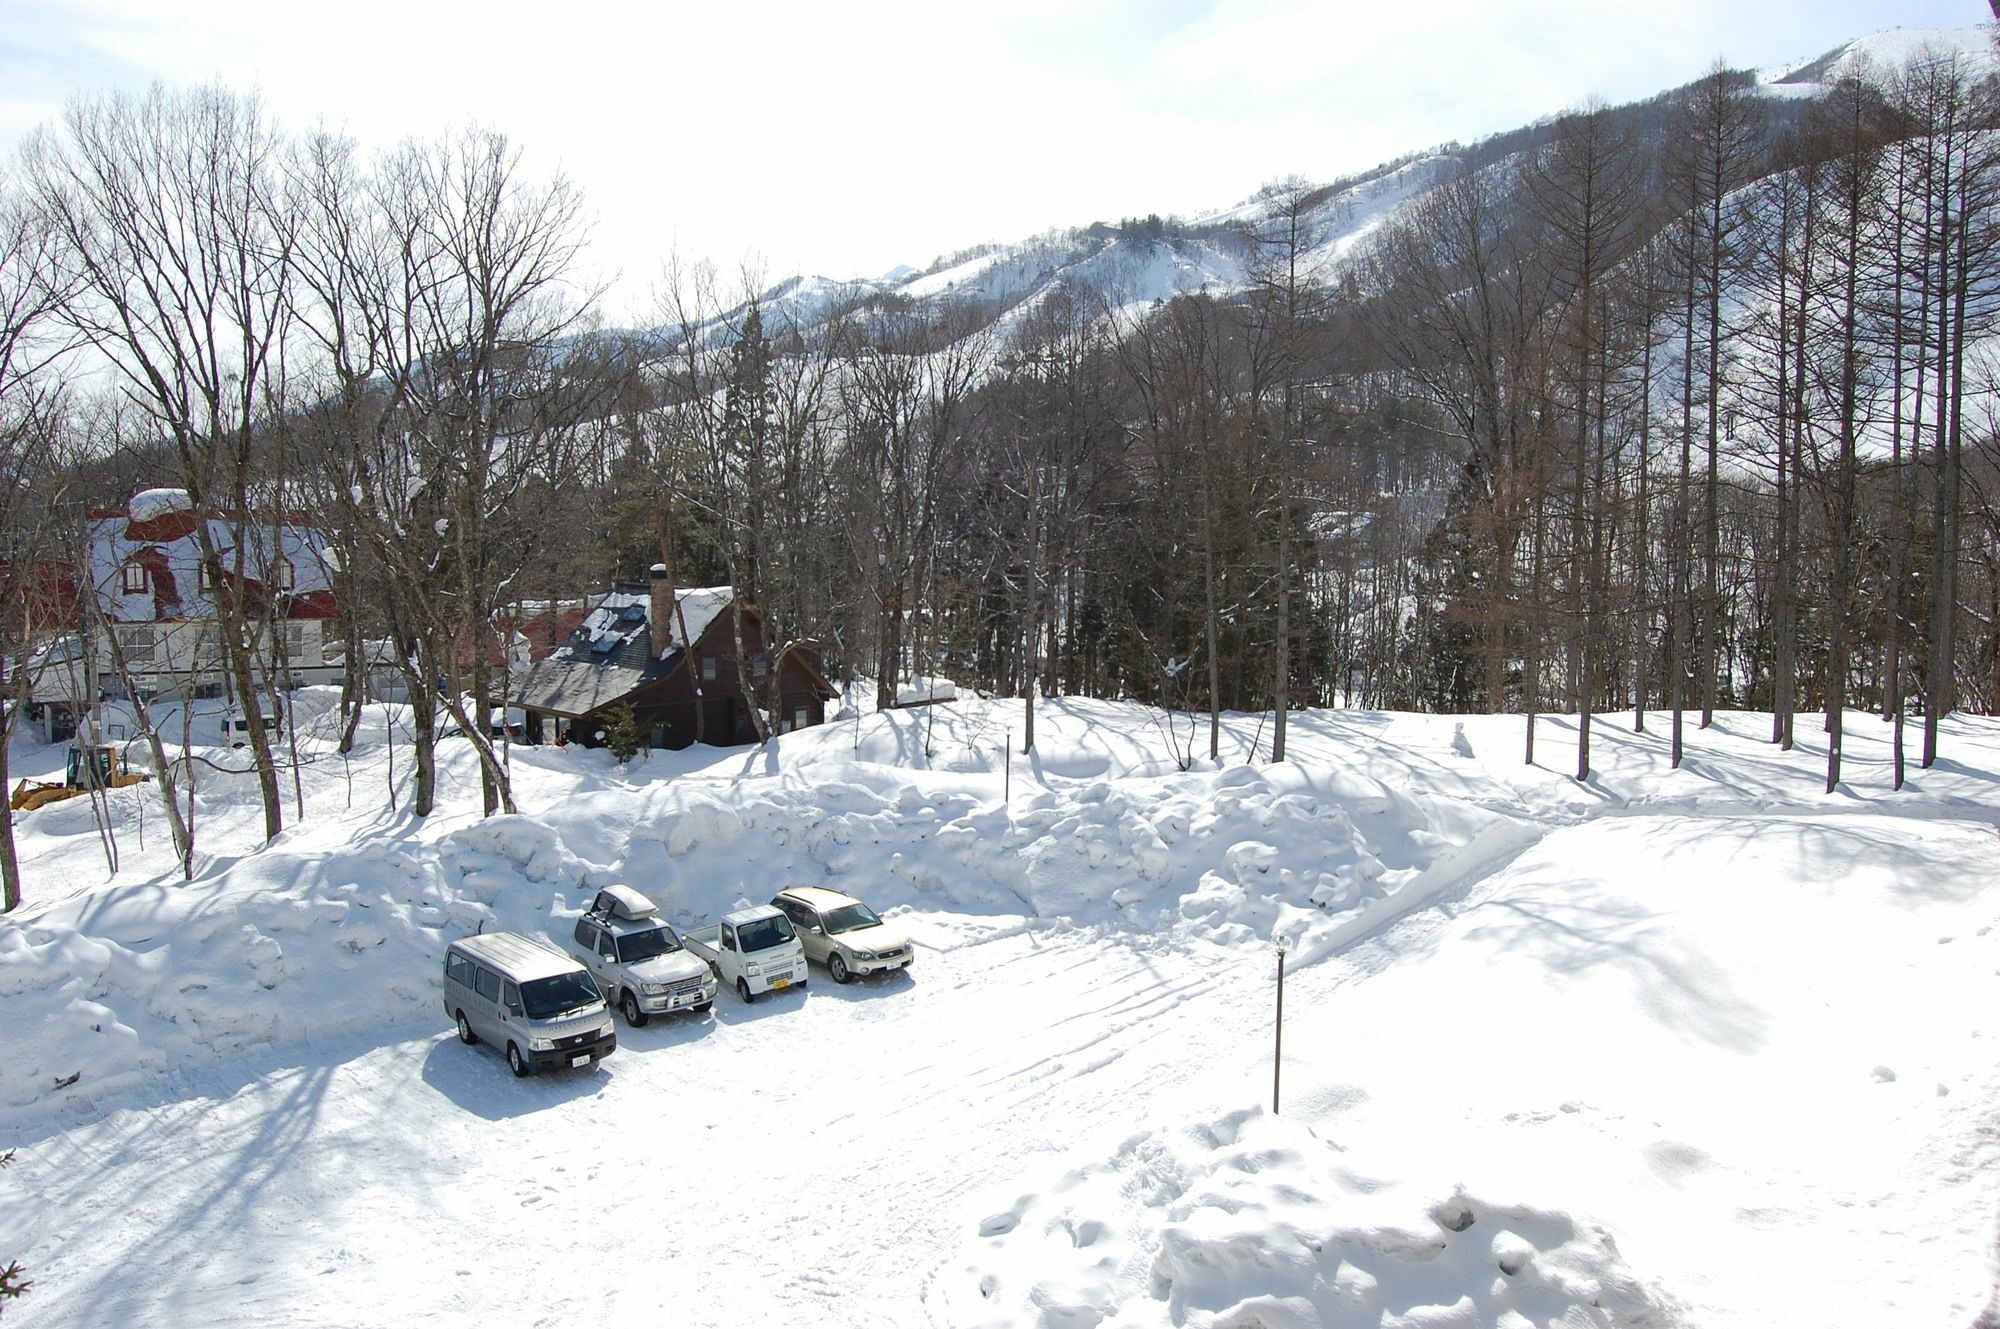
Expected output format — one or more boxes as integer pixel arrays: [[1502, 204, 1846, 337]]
[[698, 25, 1995, 349]]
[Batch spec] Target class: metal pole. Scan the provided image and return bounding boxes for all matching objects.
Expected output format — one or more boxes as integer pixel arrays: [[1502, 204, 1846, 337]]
[[1004, 728, 1011, 801], [1273, 942, 1286, 1113]]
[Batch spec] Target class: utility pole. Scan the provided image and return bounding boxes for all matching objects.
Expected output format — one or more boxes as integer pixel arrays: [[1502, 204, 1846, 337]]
[[1272, 935, 1289, 1113]]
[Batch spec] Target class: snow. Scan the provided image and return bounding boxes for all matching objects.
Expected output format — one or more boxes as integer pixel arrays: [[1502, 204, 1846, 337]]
[[125, 488, 193, 523], [2, 698, 1997, 1328], [895, 675, 957, 705], [87, 509, 334, 623], [1763, 25, 1997, 87]]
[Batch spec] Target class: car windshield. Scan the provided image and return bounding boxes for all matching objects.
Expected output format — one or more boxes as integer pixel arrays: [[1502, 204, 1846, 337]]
[[820, 902, 882, 934], [736, 915, 796, 952], [618, 926, 681, 963], [519, 971, 601, 1019]]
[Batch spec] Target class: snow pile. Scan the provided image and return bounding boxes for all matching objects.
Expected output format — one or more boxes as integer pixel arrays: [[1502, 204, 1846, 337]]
[[607, 760, 1512, 963], [0, 813, 591, 1110], [949, 1107, 1675, 1328], [0, 713, 1512, 1115]]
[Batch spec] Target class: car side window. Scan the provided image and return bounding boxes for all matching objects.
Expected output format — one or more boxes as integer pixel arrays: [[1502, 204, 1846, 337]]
[[599, 933, 617, 960], [573, 920, 597, 948], [472, 966, 500, 1001], [446, 952, 473, 986], [721, 923, 737, 951], [501, 980, 522, 1014]]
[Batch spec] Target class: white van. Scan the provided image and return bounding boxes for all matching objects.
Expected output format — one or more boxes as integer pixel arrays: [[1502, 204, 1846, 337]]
[[443, 931, 617, 1077], [222, 709, 283, 748]]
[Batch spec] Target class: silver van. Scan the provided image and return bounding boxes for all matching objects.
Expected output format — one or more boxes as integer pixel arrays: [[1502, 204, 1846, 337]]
[[442, 931, 617, 1077]]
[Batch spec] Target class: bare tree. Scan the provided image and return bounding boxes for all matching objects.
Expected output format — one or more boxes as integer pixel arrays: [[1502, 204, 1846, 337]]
[[27, 86, 297, 842], [291, 128, 598, 814], [0, 170, 79, 910]]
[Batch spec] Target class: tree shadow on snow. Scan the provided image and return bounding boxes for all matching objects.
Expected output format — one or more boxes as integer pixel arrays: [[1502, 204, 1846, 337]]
[[1462, 892, 1767, 1054]]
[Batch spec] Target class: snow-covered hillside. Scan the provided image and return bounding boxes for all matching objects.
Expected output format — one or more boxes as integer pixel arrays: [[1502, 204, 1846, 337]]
[[670, 25, 2000, 358], [2, 694, 1996, 1328]]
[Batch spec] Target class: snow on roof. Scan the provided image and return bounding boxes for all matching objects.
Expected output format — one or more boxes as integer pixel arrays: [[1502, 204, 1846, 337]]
[[89, 508, 334, 623], [576, 585, 734, 657], [127, 488, 193, 523]]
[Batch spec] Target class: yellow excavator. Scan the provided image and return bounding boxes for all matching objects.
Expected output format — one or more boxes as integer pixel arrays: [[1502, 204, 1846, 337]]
[[9, 744, 149, 813]]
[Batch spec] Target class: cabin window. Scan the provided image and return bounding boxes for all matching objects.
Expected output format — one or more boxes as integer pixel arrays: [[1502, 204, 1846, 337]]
[[197, 561, 214, 592], [272, 558, 295, 591], [120, 562, 147, 593], [281, 622, 305, 661], [701, 656, 717, 682], [793, 706, 808, 731], [752, 652, 768, 678]]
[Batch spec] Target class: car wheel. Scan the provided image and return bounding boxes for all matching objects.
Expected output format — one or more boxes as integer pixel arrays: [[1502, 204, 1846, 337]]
[[829, 952, 851, 984], [455, 1011, 476, 1045], [622, 990, 649, 1028], [737, 977, 755, 1004], [507, 1042, 530, 1078]]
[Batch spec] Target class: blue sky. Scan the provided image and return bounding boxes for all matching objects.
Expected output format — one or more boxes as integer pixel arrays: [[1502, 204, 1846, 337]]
[[0, 0, 1984, 317]]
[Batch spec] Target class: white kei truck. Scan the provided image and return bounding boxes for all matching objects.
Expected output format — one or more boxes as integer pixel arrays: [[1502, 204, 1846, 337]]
[[680, 904, 808, 1004]]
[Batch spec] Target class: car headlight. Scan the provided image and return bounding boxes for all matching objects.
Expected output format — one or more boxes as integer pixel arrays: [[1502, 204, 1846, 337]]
[[643, 982, 667, 995], [745, 962, 762, 976], [528, 1037, 554, 1052]]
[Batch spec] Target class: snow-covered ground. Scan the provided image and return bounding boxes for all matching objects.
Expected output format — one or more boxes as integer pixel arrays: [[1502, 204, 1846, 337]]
[[3, 695, 1997, 1328]]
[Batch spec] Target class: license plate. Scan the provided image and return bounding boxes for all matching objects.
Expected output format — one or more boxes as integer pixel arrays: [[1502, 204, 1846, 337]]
[[569, 1054, 590, 1068], [770, 977, 789, 990]]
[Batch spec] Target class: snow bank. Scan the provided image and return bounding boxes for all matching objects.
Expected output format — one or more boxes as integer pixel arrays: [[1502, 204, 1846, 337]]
[[601, 758, 1511, 966], [0, 814, 591, 1111], [0, 709, 1511, 1116], [947, 1106, 1675, 1328]]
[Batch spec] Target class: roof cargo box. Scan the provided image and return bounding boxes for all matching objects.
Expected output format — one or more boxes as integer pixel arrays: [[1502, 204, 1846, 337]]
[[591, 884, 658, 921]]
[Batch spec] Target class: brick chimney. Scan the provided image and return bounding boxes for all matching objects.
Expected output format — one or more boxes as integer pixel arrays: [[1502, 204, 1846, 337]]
[[648, 563, 675, 659]]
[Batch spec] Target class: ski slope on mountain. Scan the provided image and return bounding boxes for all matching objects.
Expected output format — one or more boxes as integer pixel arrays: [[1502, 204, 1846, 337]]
[[2, 698, 1997, 1328]]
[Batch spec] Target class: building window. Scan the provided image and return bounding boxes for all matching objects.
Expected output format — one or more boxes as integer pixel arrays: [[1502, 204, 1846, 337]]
[[282, 622, 305, 662], [192, 626, 225, 666], [272, 558, 294, 591], [752, 652, 768, 678], [701, 656, 717, 682], [120, 562, 147, 594], [121, 625, 156, 665], [197, 561, 214, 592]]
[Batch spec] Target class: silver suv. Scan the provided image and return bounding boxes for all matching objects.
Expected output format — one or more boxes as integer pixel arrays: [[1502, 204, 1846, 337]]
[[770, 886, 915, 984], [569, 886, 717, 1026]]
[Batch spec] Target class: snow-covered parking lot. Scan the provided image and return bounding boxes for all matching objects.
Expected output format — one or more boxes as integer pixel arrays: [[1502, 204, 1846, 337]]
[[3, 697, 1997, 1328]]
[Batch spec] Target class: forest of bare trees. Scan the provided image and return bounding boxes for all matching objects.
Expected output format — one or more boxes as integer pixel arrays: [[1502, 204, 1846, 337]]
[[5, 40, 2000, 892]]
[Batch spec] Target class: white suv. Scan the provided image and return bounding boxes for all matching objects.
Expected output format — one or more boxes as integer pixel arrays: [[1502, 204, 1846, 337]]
[[569, 886, 717, 1025], [770, 886, 915, 984]]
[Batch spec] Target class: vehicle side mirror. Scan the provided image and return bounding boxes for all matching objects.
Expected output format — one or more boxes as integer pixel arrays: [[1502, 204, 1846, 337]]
[[506, 1001, 523, 1017]]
